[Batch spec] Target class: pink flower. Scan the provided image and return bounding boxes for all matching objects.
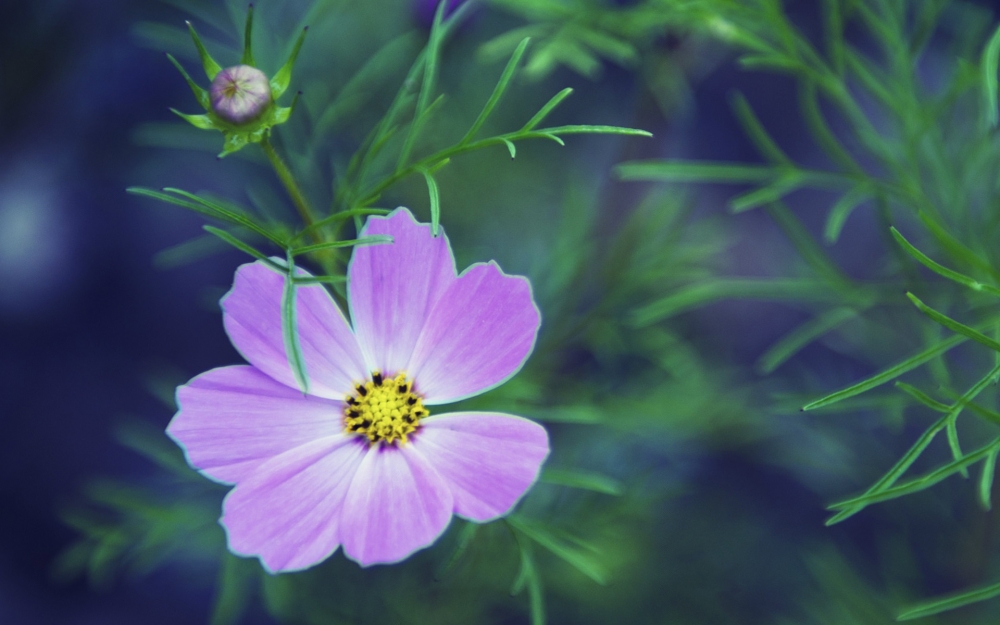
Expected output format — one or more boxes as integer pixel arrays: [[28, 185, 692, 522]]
[[167, 208, 548, 571]]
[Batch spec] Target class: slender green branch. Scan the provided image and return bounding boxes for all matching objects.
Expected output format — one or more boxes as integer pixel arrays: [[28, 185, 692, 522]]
[[354, 126, 649, 208], [261, 135, 318, 229]]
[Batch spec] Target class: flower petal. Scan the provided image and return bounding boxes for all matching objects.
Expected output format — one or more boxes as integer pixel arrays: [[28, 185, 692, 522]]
[[414, 412, 549, 521], [406, 262, 540, 404], [339, 444, 454, 566], [168, 365, 344, 484], [223, 260, 367, 399], [348, 208, 457, 375], [221, 435, 368, 573]]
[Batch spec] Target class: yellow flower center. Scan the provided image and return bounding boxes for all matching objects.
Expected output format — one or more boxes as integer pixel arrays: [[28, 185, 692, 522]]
[[344, 371, 428, 445]]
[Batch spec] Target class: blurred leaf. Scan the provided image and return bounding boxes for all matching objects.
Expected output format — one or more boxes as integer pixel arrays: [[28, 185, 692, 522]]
[[435, 521, 479, 581], [633, 278, 836, 326], [540, 469, 623, 495], [823, 184, 872, 243], [756, 307, 857, 374], [508, 516, 608, 585], [981, 22, 1000, 129], [210, 553, 257, 625], [980, 445, 999, 510]]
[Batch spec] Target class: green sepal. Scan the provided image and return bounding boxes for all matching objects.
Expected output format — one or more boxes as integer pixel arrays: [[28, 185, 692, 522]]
[[220, 132, 250, 157], [241, 4, 256, 67], [272, 92, 300, 126], [271, 27, 308, 99], [170, 109, 215, 130], [186, 21, 222, 80], [166, 53, 209, 109]]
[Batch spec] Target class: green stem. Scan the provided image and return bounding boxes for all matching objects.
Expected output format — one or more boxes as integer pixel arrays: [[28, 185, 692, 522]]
[[261, 135, 318, 229]]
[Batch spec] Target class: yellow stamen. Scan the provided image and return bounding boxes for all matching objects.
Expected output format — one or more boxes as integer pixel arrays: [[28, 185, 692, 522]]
[[344, 371, 428, 445]]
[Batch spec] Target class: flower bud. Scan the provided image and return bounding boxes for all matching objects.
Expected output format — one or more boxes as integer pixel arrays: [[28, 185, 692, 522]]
[[209, 65, 271, 125]]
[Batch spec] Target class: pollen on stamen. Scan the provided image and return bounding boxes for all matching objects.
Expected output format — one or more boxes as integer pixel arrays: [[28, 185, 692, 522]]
[[343, 372, 428, 445]]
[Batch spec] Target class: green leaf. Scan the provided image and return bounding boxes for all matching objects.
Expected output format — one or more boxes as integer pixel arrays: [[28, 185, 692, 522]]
[[281, 254, 310, 394], [422, 171, 441, 236], [270, 27, 308, 99], [462, 37, 531, 144], [729, 174, 806, 212], [765, 202, 850, 286], [521, 87, 573, 131], [824, 419, 942, 524], [893, 382, 949, 412], [906, 292, 1000, 353], [803, 334, 968, 411], [918, 211, 1000, 280], [508, 517, 607, 585], [981, 23, 1000, 129], [824, 184, 871, 243], [186, 21, 222, 80], [898, 579, 1000, 620], [729, 91, 790, 165], [535, 124, 651, 137], [892, 227, 1000, 297], [240, 5, 255, 67], [509, 533, 546, 625], [202, 226, 281, 269], [527, 405, 603, 424], [633, 278, 834, 326], [166, 54, 209, 109], [826, 363, 1000, 524], [503, 138, 517, 159], [980, 446, 998, 510], [947, 416, 968, 479], [821, 0, 844, 73], [829, 438, 1000, 510], [540, 469, 622, 495], [161, 188, 286, 246], [540, 133, 564, 146], [756, 307, 857, 374], [290, 235, 393, 257]]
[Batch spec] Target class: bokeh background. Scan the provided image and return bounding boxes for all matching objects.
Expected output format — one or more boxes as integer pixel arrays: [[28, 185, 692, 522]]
[[6, 0, 1000, 623]]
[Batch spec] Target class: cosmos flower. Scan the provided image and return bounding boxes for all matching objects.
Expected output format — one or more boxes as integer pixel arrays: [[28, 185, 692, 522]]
[[167, 208, 549, 571]]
